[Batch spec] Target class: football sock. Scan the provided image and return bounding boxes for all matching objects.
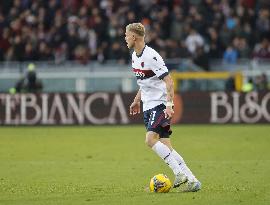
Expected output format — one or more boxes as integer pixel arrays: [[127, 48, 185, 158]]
[[171, 149, 197, 182], [152, 141, 184, 175]]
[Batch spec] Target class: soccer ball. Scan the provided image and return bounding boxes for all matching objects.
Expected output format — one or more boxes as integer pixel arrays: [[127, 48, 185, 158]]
[[149, 174, 172, 193]]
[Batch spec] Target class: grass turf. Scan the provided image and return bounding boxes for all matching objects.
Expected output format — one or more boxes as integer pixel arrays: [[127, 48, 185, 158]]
[[0, 125, 269, 205]]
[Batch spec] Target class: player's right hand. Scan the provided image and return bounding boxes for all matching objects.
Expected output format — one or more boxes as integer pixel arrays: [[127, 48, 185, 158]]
[[129, 101, 141, 115]]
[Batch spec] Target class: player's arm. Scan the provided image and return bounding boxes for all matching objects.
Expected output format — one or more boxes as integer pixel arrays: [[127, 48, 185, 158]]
[[130, 89, 141, 115], [162, 74, 174, 119], [163, 74, 174, 104], [133, 89, 141, 103]]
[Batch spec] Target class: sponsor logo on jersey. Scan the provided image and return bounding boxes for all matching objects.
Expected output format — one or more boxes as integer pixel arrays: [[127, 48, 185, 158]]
[[132, 68, 155, 80]]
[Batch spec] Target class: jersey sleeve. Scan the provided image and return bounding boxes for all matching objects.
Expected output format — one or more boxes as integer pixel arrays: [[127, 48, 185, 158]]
[[148, 53, 169, 80]]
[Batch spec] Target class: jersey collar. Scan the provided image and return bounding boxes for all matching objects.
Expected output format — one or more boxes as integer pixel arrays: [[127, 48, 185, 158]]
[[136, 45, 146, 58]]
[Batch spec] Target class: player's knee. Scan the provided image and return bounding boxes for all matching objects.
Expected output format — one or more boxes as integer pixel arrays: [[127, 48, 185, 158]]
[[145, 132, 158, 147], [145, 137, 153, 147]]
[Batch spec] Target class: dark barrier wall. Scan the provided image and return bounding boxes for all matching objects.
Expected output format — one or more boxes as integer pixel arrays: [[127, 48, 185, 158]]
[[0, 92, 269, 125]]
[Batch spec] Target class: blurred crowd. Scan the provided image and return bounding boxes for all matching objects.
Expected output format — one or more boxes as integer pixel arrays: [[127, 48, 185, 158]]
[[0, 0, 270, 67]]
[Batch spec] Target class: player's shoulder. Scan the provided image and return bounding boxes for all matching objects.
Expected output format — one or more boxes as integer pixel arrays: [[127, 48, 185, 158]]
[[144, 46, 162, 61], [145, 45, 159, 56]]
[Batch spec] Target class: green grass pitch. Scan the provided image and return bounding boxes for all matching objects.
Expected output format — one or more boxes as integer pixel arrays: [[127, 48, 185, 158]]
[[0, 125, 269, 205]]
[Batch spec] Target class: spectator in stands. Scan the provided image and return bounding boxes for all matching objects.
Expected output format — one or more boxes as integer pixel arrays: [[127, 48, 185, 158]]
[[54, 42, 68, 64], [24, 42, 37, 61], [219, 24, 234, 50], [256, 8, 270, 35], [74, 45, 89, 64], [107, 41, 128, 64], [234, 37, 251, 58], [207, 27, 223, 59], [13, 35, 25, 62], [253, 38, 270, 59], [192, 46, 209, 71], [36, 42, 54, 61], [223, 45, 238, 64], [176, 41, 191, 59], [170, 7, 185, 41], [0, 29, 11, 60], [185, 28, 204, 55], [226, 13, 238, 31]]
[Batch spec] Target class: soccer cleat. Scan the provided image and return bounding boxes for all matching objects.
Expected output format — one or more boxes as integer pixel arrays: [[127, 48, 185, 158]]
[[173, 173, 187, 188], [186, 180, 201, 192]]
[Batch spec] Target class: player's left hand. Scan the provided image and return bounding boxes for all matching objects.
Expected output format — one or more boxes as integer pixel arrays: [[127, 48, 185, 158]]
[[164, 106, 174, 119]]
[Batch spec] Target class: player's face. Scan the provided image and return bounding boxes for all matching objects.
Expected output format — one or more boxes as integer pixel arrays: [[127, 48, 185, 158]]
[[125, 30, 135, 49]]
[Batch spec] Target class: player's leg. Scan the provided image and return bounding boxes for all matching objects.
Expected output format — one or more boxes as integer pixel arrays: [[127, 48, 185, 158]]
[[145, 131, 187, 186], [160, 138, 201, 191], [160, 138, 197, 181], [146, 131, 182, 175], [159, 137, 173, 150], [144, 104, 187, 188], [156, 137, 187, 188]]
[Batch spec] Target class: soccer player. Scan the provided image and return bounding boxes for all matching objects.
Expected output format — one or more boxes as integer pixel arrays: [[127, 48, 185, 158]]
[[125, 23, 201, 192]]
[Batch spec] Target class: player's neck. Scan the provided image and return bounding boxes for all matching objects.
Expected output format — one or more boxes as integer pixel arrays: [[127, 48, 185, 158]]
[[134, 41, 145, 56]]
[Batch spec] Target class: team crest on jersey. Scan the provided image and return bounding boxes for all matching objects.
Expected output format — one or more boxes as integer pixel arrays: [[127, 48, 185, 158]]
[[141, 62, 144, 67]]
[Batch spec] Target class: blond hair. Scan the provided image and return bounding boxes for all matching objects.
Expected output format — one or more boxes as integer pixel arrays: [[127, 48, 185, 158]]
[[126, 23, 145, 37]]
